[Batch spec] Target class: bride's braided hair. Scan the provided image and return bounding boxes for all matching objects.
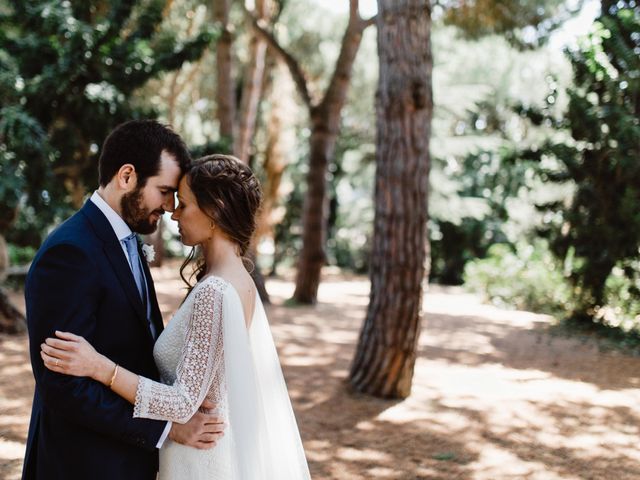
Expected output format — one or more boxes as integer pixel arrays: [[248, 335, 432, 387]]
[[179, 154, 262, 291]]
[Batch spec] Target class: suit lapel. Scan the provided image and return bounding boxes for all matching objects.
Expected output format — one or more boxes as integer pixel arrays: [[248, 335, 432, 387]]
[[138, 243, 165, 336], [103, 242, 148, 323], [80, 201, 154, 339]]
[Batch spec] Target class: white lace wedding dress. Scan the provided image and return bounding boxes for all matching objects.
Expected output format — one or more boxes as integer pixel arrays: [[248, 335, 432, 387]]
[[133, 275, 311, 479]]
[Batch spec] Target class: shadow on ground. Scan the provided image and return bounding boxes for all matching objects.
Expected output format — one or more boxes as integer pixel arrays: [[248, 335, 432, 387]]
[[2, 273, 640, 479]]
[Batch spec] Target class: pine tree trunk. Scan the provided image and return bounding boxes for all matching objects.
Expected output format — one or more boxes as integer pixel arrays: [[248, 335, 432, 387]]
[[0, 235, 26, 334], [234, 0, 270, 162], [349, 0, 432, 399], [247, 2, 373, 303], [0, 287, 26, 334], [214, 0, 235, 141], [292, 115, 335, 303], [259, 58, 293, 240], [291, 6, 371, 304]]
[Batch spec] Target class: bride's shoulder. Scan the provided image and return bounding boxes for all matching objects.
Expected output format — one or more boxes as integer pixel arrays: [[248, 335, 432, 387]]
[[192, 275, 231, 297]]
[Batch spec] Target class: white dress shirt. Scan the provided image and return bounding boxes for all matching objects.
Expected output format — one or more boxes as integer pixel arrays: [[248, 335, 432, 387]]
[[90, 191, 172, 448]]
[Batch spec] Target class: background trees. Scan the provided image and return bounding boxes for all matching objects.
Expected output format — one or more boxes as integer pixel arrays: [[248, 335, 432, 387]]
[[0, 0, 213, 329], [517, 0, 640, 323], [1, 0, 639, 396]]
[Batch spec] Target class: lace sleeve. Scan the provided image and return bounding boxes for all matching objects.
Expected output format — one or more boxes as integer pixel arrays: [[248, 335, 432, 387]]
[[133, 281, 225, 424]]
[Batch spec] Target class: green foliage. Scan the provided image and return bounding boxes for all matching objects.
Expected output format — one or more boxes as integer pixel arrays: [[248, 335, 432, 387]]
[[464, 240, 574, 316], [440, 0, 581, 48], [0, 105, 53, 240], [428, 27, 572, 284], [601, 260, 640, 330], [517, 3, 640, 322], [0, 0, 215, 245], [7, 244, 37, 265]]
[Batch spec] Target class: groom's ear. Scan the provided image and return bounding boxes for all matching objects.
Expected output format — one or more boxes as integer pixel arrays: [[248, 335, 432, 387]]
[[116, 164, 138, 191]]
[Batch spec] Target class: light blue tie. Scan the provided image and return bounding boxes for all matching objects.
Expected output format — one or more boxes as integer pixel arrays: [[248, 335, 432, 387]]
[[122, 234, 156, 339]]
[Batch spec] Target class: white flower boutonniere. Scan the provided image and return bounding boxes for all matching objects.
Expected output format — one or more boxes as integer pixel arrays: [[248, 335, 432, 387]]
[[141, 244, 156, 263]]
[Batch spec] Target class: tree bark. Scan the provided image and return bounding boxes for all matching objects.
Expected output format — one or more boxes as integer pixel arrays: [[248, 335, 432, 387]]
[[349, 0, 432, 399], [0, 234, 26, 334], [292, 5, 373, 303], [213, 0, 235, 141], [258, 58, 294, 241], [249, 0, 376, 304], [234, 0, 271, 163]]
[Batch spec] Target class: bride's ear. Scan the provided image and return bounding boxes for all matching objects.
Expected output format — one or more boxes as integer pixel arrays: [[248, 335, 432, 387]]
[[116, 164, 138, 191]]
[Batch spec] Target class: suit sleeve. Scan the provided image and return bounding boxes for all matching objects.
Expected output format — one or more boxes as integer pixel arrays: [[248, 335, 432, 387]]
[[26, 243, 166, 451]]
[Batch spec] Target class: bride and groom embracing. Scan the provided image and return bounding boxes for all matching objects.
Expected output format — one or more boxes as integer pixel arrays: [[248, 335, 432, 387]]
[[22, 120, 311, 479]]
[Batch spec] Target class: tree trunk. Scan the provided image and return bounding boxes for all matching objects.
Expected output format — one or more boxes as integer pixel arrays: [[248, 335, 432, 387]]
[[234, 0, 271, 163], [247, 1, 374, 303], [213, 0, 235, 141], [259, 58, 294, 241], [291, 3, 373, 304], [349, 0, 432, 399], [0, 287, 26, 334], [0, 235, 26, 334], [292, 115, 334, 303]]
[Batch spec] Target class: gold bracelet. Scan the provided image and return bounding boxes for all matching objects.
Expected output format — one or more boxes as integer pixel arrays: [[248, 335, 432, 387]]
[[108, 363, 119, 388]]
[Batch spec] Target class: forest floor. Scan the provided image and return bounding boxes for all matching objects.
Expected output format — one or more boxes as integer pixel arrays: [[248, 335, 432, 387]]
[[2, 262, 640, 479]]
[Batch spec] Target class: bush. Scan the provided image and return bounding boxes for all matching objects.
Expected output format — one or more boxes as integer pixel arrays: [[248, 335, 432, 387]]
[[8, 244, 36, 266], [598, 261, 640, 332], [464, 240, 574, 317]]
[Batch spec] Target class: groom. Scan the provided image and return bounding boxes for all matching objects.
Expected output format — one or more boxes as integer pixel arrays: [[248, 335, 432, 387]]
[[22, 120, 223, 480]]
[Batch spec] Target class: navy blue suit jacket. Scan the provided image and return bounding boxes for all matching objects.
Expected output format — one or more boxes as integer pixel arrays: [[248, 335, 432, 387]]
[[22, 200, 167, 480]]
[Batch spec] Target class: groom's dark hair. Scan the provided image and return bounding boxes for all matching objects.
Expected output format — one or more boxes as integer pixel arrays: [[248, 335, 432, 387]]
[[98, 120, 191, 188]]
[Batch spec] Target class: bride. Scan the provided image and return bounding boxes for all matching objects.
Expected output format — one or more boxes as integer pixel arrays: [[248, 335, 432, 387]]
[[39, 154, 311, 479]]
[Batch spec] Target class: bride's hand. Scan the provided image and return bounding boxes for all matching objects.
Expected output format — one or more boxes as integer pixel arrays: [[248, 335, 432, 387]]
[[41, 331, 111, 382]]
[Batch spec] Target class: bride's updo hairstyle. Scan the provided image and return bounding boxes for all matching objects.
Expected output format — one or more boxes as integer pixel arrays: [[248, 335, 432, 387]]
[[179, 154, 262, 290]]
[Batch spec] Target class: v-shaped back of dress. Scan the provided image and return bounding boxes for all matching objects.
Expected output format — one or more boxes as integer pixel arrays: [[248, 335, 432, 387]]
[[144, 275, 310, 479]]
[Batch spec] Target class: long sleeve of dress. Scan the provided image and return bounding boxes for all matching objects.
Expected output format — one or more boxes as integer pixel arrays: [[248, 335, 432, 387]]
[[133, 281, 225, 424]]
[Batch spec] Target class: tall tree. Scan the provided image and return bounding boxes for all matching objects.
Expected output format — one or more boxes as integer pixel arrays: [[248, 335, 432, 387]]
[[349, 0, 432, 399], [248, 0, 376, 303], [234, 0, 272, 163], [348, 0, 589, 399], [213, 0, 235, 141], [209, 0, 278, 302], [0, 0, 213, 211], [0, 0, 213, 330]]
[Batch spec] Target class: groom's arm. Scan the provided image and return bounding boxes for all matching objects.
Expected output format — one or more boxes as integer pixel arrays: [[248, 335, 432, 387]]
[[26, 243, 166, 451]]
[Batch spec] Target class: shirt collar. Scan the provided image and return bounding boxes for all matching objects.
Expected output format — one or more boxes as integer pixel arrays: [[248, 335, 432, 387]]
[[90, 191, 133, 242]]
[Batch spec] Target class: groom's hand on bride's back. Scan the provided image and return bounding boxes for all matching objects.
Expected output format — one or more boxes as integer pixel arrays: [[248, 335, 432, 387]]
[[168, 400, 226, 450]]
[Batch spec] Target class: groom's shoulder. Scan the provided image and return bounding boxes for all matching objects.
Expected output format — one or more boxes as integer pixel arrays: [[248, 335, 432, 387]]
[[38, 208, 98, 256]]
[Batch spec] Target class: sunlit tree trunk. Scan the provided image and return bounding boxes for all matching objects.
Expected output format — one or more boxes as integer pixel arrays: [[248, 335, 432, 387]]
[[258, 59, 295, 243], [248, 0, 376, 304], [213, 0, 235, 141], [235, 0, 271, 163], [349, 0, 432, 398]]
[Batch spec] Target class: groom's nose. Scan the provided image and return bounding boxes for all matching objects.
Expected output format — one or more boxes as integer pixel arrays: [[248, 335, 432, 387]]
[[162, 196, 176, 212]]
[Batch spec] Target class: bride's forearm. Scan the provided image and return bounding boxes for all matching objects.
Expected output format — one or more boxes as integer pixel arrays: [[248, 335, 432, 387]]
[[94, 356, 139, 405]]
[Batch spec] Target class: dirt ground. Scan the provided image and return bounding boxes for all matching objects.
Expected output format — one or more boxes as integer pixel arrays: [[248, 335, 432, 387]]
[[2, 263, 640, 479]]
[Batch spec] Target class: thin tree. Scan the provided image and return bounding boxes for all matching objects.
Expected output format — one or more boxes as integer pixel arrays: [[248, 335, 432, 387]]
[[212, 0, 278, 301], [213, 0, 235, 142], [349, 0, 432, 398], [247, 0, 376, 304], [235, 0, 272, 163]]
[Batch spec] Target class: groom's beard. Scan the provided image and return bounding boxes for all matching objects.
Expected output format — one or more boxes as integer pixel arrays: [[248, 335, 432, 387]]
[[121, 188, 163, 235]]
